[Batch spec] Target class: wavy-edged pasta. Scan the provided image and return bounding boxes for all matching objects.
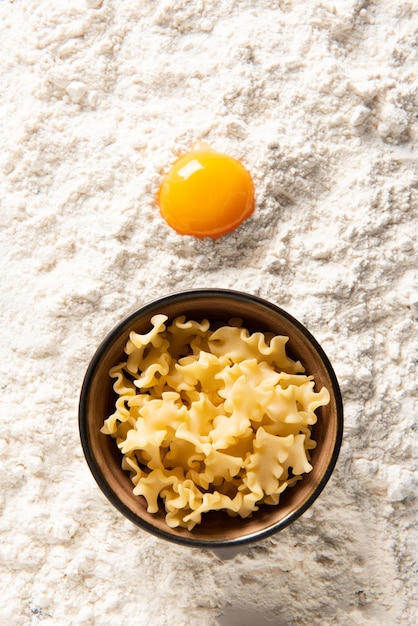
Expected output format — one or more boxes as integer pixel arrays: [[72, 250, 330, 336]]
[[101, 315, 330, 530]]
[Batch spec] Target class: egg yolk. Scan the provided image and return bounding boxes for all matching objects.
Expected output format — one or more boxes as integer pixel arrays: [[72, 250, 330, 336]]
[[158, 149, 255, 238]]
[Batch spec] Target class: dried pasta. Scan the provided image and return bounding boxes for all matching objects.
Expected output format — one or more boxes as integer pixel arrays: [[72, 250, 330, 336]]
[[101, 315, 330, 530]]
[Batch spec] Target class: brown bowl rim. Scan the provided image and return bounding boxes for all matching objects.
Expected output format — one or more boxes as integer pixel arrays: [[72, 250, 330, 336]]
[[79, 288, 343, 548]]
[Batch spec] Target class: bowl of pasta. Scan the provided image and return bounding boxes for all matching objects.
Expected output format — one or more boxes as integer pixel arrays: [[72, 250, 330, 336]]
[[79, 289, 343, 548]]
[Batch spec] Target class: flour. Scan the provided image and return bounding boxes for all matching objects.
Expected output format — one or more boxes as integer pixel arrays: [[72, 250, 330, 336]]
[[1, 0, 417, 625]]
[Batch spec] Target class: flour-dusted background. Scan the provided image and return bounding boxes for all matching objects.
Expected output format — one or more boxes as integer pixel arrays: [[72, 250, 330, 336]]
[[1, 0, 417, 624]]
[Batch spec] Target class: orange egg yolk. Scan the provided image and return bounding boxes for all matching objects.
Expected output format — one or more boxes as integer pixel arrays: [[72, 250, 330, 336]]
[[158, 149, 255, 238]]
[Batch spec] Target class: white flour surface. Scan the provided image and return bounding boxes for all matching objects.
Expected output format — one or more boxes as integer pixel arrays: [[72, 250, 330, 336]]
[[1, 1, 417, 625]]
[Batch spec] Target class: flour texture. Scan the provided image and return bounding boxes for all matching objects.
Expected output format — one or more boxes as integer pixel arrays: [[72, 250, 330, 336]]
[[1, 1, 417, 625]]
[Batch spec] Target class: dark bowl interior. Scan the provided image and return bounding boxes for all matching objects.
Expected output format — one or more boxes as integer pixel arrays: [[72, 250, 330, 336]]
[[79, 289, 343, 547]]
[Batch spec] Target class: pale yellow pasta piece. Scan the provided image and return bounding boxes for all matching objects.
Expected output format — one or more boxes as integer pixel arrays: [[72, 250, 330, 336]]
[[172, 350, 230, 392], [222, 371, 274, 424], [119, 428, 166, 470], [133, 348, 171, 389], [133, 467, 184, 513], [258, 419, 304, 438], [208, 326, 303, 373], [164, 478, 203, 516], [127, 393, 153, 410], [244, 429, 294, 496], [101, 365, 137, 434], [201, 448, 244, 483], [101, 399, 131, 435], [122, 454, 147, 486], [121, 395, 186, 464], [109, 364, 137, 396], [283, 434, 313, 476], [263, 482, 290, 505], [114, 420, 135, 444], [166, 316, 211, 359], [236, 490, 263, 518], [217, 359, 281, 396], [186, 468, 210, 490], [277, 371, 312, 389], [184, 392, 222, 439], [209, 405, 253, 450], [302, 384, 330, 424], [300, 425, 317, 451], [182, 491, 245, 527], [127, 314, 168, 353], [264, 384, 305, 425], [164, 438, 205, 472]]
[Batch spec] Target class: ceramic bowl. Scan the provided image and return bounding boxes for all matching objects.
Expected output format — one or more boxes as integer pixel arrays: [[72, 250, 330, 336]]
[[79, 289, 343, 548]]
